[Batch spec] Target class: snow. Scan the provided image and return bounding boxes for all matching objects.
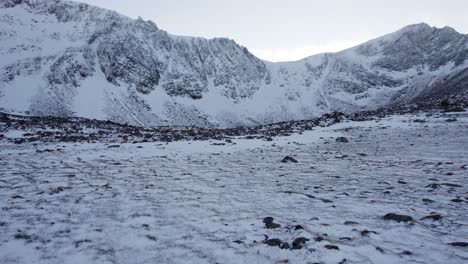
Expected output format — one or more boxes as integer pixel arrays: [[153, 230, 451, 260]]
[[0, 76, 41, 113], [1, 1, 466, 127], [72, 69, 111, 120], [1, 112, 467, 264]]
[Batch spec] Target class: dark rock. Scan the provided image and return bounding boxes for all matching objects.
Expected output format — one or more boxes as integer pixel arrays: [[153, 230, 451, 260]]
[[281, 156, 298, 163], [314, 235, 325, 242], [292, 237, 310, 250], [441, 183, 462, 188], [398, 180, 407, 184], [14, 233, 31, 240], [401, 250, 413, 255], [426, 183, 440, 189], [14, 138, 26, 144], [448, 242, 468, 247], [451, 198, 463, 203], [375, 247, 384, 253], [344, 221, 359, 225], [445, 118, 457, 122], [74, 239, 92, 248], [382, 213, 414, 222], [336, 137, 349, 143], [422, 198, 435, 203], [264, 238, 289, 249], [49, 186, 65, 195], [421, 214, 443, 221], [324, 245, 339, 250], [263, 217, 281, 229], [361, 230, 378, 236], [107, 144, 120, 148], [146, 235, 157, 241]]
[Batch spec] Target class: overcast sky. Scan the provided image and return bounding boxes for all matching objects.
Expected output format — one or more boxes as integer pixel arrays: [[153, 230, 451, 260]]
[[79, 0, 468, 62]]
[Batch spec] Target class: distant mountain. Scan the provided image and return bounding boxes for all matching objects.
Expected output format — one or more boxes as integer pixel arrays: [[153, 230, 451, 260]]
[[1, 0, 467, 127]]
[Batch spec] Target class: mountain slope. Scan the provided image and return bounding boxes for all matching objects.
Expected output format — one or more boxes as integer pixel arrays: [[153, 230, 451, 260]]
[[1, 0, 467, 127]]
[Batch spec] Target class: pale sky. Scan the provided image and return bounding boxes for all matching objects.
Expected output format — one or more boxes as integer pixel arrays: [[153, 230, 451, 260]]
[[79, 0, 468, 62]]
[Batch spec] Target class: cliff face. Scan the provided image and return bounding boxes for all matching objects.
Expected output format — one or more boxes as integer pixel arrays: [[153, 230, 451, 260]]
[[1, 0, 467, 127]]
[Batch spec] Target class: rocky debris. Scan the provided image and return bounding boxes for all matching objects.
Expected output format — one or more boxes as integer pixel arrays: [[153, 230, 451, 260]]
[[14, 233, 31, 240], [441, 100, 466, 113], [0, 107, 463, 145], [264, 238, 289, 249], [13, 138, 26, 144], [421, 214, 443, 221], [324, 245, 340, 250], [441, 183, 462, 188], [146, 235, 157, 241], [413, 119, 426, 123], [361, 230, 378, 236], [426, 183, 440, 189], [281, 156, 298, 163], [293, 225, 305, 230], [382, 213, 414, 223], [314, 235, 325, 242], [74, 239, 92, 248], [336, 137, 349, 143], [48, 186, 65, 195], [263, 217, 281, 229], [422, 198, 435, 203], [291, 237, 310, 250], [448, 242, 468, 247], [451, 198, 464, 203], [0, 111, 347, 144], [375, 247, 384, 253]]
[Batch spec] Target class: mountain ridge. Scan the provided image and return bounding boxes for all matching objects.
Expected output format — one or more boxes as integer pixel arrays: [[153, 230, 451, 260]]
[[0, 0, 467, 128]]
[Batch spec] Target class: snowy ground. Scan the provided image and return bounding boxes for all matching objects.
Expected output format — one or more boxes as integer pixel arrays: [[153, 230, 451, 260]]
[[1, 112, 467, 264]]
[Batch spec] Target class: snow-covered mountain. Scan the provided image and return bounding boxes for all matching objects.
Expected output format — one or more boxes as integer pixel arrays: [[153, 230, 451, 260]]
[[1, 0, 467, 127]]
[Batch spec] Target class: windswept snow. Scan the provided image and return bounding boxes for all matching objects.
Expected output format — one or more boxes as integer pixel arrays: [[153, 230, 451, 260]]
[[1, 111, 467, 264]]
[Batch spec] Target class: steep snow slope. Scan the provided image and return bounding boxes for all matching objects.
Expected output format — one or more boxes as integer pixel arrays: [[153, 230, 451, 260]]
[[0, 0, 467, 127]]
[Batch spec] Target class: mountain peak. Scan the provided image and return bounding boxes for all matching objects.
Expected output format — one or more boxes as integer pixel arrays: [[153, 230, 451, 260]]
[[398, 22, 463, 36], [401, 22, 431, 30], [0, 2, 467, 128]]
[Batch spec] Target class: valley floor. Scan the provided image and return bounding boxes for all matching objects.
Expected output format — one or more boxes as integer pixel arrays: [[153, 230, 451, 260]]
[[0, 111, 467, 264]]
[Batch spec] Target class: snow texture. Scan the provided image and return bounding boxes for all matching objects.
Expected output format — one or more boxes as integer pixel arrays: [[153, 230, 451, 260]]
[[1, 111, 467, 264]]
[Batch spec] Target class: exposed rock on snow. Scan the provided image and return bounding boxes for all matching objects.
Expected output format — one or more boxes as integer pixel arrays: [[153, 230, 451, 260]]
[[382, 213, 414, 223], [1, 110, 467, 263]]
